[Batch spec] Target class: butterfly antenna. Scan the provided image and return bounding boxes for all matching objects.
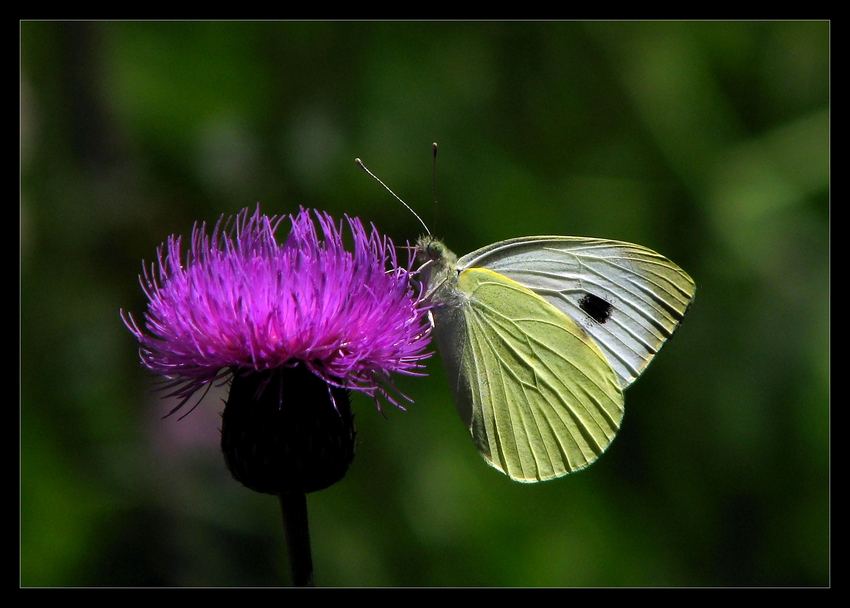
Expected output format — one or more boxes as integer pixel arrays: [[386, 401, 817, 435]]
[[431, 142, 439, 235], [355, 157, 431, 236]]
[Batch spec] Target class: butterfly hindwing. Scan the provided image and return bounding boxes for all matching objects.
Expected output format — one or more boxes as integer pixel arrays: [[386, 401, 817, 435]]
[[446, 267, 624, 482]]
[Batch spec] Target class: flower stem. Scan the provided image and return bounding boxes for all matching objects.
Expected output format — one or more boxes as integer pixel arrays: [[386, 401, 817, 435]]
[[280, 490, 314, 587]]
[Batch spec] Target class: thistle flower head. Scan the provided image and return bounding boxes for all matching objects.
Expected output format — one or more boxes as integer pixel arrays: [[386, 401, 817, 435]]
[[122, 206, 432, 413]]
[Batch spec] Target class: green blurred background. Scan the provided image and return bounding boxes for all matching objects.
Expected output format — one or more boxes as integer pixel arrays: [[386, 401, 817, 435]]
[[21, 21, 828, 587]]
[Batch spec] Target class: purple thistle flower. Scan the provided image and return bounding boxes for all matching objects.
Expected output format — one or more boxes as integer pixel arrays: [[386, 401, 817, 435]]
[[123, 205, 433, 585], [122, 206, 433, 414]]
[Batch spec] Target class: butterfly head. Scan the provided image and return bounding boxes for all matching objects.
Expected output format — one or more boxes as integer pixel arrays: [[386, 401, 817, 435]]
[[414, 235, 463, 306], [415, 235, 457, 270]]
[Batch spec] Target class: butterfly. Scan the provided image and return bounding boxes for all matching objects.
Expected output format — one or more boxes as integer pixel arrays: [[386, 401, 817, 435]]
[[416, 234, 695, 482]]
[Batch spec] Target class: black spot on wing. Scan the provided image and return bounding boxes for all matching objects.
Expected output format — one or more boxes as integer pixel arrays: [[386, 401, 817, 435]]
[[579, 293, 613, 324]]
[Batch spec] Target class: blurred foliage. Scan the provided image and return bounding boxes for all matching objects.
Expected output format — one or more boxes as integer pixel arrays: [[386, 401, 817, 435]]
[[21, 21, 828, 587]]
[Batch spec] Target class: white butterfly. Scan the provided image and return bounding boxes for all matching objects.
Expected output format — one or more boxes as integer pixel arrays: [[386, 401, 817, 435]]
[[417, 235, 695, 482]]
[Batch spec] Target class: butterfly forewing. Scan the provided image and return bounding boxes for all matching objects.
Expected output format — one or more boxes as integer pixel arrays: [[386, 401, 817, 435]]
[[449, 267, 624, 482], [459, 237, 696, 389]]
